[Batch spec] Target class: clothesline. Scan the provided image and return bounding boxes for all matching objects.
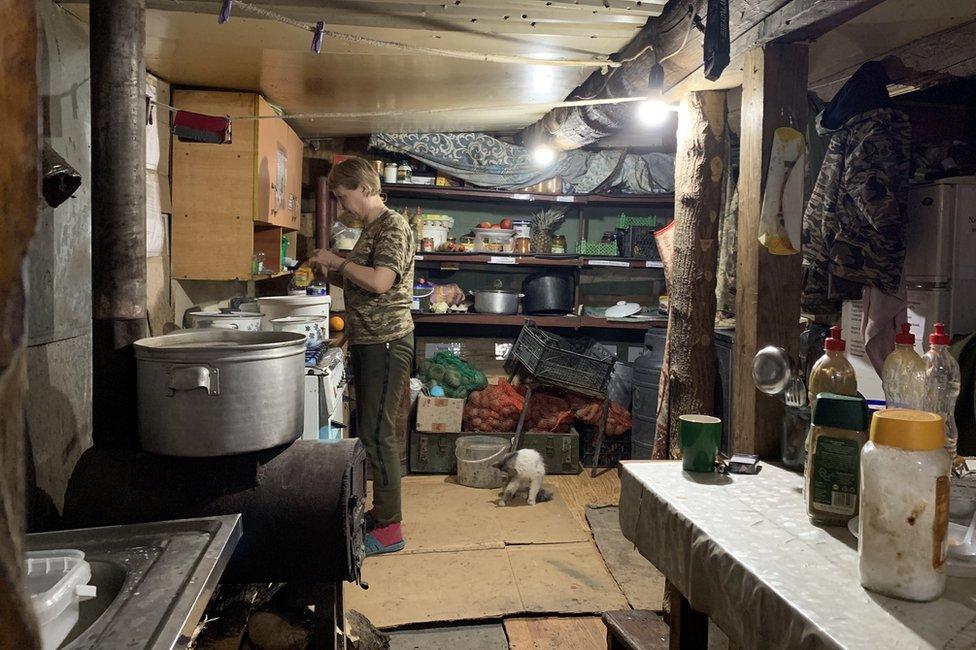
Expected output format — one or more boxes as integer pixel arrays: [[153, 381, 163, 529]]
[[152, 93, 652, 122], [166, 0, 620, 69]]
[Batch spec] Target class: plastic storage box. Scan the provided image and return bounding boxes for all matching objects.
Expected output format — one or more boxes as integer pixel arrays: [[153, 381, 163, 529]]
[[27, 549, 97, 650]]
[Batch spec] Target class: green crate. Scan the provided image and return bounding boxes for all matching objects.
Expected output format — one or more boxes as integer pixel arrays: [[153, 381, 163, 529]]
[[575, 240, 619, 256], [616, 214, 661, 229], [410, 429, 581, 475]]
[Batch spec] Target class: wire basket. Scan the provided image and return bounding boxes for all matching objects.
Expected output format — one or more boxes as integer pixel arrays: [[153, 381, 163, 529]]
[[621, 225, 661, 260], [506, 324, 615, 397], [575, 240, 619, 257], [616, 215, 661, 229]]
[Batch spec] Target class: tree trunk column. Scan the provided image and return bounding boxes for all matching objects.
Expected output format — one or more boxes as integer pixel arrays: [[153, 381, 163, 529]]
[[662, 91, 727, 459], [90, 0, 149, 444]]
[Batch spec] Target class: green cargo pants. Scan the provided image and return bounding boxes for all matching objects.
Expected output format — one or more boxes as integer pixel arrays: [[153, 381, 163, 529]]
[[350, 332, 414, 525]]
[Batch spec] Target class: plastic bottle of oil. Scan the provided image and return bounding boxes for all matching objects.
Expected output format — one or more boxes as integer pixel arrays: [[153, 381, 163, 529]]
[[882, 323, 926, 409], [808, 325, 858, 409]]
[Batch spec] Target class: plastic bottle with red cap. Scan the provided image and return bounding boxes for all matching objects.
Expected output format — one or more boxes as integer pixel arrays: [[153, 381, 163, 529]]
[[807, 325, 858, 409], [882, 322, 926, 409], [923, 323, 961, 458]]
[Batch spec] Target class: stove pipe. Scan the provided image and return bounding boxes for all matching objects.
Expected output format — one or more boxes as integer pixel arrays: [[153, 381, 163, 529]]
[[90, 0, 150, 444]]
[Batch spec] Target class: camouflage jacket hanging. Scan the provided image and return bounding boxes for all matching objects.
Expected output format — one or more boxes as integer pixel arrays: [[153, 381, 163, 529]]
[[801, 108, 911, 315]]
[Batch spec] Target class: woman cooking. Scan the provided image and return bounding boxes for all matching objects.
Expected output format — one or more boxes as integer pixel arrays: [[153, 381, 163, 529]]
[[311, 157, 414, 556]]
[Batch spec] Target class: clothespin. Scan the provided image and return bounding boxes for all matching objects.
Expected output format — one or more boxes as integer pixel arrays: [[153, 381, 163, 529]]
[[311, 21, 325, 54], [145, 95, 154, 126], [218, 0, 233, 24]]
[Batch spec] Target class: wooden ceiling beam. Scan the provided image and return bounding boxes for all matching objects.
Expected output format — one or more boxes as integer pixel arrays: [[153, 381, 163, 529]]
[[518, 0, 884, 150], [809, 18, 976, 99]]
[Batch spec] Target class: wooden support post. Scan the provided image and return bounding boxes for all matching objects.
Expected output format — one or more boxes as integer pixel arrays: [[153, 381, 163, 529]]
[[732, 44, 809, 456], [0, 1, 40, 646], [664, 91, 727, 458], [667, 581, 709, 650]]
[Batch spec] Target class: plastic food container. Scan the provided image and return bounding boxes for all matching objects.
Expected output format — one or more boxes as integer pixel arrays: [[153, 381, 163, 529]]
[[422, 223, 450, 249], [474, 228, 515, 253], [512, 220, 532, 239], [27, 549, 97, 650], [860, 409, 950, 601]]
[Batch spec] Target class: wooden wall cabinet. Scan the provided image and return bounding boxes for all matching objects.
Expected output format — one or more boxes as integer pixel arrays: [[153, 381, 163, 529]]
[[171, 90, 303, 280]]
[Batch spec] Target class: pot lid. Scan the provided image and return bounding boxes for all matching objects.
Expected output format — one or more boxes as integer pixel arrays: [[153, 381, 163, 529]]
[[605, 301, 642, 318], [135, 330, 306, 355], [189, 311, 260, 318], [473, 289, 519, 295]]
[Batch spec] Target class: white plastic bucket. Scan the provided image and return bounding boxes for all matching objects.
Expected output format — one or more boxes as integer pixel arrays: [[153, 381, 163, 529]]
[[257, 295, 331, 334], [455, 435, 511, 488]]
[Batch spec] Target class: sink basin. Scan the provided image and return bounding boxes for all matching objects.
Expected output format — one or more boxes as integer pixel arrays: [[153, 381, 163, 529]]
[[27, 515, 241, 649], [59, 560, 127, 647]]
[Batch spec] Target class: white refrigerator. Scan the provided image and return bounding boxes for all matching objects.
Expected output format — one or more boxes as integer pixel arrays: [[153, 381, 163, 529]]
[[904, 176, 976, 352]]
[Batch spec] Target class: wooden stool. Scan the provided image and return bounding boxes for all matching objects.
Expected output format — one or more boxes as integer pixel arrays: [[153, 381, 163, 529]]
[[603, 610, 669, 650]]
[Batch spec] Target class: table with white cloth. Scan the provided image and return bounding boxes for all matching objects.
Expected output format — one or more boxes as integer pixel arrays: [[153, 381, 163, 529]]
[[619, 461, 976, 649]]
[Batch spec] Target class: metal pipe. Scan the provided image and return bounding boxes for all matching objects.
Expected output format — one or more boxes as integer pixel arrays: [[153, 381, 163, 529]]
[[315, 176, 331, 249], [90, 0, 149, 443]]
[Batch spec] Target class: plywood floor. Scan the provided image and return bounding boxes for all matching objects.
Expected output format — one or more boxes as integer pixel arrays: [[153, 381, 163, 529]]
[[351, 467, 644, 649]]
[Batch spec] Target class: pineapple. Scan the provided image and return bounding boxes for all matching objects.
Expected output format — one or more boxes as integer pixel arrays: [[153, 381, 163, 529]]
[[531, 207, 566, 254]]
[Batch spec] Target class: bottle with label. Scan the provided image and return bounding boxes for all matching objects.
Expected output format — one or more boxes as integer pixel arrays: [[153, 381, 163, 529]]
[[289, 262, 315, 295], [882, 323, 926, 409], [384, 162, 398, 184], [923, 323, 961, 458], [804, 393, 869, 526], [807, 325, 858, 409], [860, 409, 950, 601]]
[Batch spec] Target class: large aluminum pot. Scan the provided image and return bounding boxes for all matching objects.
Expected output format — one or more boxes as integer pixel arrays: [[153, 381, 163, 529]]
[[186, 310, 263, 331], [469, 289, 522, 315], [134, 330, 307, 457]]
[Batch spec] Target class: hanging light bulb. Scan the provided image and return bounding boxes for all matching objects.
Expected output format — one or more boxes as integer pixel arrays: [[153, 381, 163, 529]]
[[637, 63, 672, 126], [532, 144, 556, 167], [637, 100, 670, 126]]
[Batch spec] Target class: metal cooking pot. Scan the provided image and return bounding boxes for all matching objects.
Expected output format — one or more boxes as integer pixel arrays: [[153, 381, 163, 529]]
[[469, 289, 522, 315], [134, 330, 307, 457], [522, 273, 574, 315]]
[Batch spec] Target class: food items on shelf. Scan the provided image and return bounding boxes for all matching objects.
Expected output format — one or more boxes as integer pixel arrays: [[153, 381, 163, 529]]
[[531, 207, 566, 254], [462, 383, 633, 436], [430, 283, 465, 307], [500, 218, 512, 229], [477, 221, 492, 229], [329, 315, 345, 332], [463, 380, 526, 432], [568, 395, 632, 436], [419, 351, 488, 399], [474, 227, 515, 253], [432, 301, 449, 314]]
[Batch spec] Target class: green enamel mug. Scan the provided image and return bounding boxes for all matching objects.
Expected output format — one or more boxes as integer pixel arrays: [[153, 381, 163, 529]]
[[679, 414, 723, 472]]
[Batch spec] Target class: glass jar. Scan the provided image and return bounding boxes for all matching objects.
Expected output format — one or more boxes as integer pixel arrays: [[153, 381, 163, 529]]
[[514, 237, 531, 254], [804, 393, 869, 526], [860, 409, 949, 601], [397, 162, 412, 183], [552, 235, 567, 254]]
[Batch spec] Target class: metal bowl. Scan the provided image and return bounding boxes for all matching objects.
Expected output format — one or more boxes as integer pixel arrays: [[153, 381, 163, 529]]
[[752, 345, 792, 395]]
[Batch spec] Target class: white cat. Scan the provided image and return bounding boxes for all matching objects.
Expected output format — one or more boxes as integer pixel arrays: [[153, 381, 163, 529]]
[[492, 449, 553, 506]]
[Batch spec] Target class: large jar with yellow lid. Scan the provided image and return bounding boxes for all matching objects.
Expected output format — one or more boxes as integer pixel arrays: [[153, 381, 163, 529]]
[[859, 409, 950, 601]]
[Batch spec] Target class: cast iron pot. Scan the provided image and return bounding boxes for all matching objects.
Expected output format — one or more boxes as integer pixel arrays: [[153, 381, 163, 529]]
[[522, 273, 574, 315], [469, 289, 522, 314], [134, 329, 307, 457]]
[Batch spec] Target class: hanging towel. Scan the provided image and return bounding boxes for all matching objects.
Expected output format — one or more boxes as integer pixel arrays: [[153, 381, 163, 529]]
[[171, 110, 232, 144], [860, 284, 907, 375], [758, 127, 806, 255]]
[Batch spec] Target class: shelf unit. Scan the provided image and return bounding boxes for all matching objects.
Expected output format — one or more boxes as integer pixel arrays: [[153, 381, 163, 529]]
[[414, 253, 665, 270], [412, 312, 667, 330], [382, 182, 675, 207], [323, 179, 673, 338]]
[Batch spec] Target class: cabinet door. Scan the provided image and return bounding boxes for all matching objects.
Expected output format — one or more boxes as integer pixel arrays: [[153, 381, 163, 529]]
[[255, 97, 302, 230]]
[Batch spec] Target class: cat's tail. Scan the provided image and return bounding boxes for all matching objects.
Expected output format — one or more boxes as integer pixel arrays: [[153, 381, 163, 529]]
[[537, 488, 554, 503]]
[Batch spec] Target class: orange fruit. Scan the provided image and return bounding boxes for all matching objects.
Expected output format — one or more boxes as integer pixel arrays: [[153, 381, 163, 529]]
[[329, 315, 345, 332]]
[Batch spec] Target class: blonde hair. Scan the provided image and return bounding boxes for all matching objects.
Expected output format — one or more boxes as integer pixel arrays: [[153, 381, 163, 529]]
[[328, 157, 382, 196]]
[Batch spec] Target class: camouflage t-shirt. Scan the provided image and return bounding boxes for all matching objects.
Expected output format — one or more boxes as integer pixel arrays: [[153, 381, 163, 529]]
[[344, 209, 415, 345]]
